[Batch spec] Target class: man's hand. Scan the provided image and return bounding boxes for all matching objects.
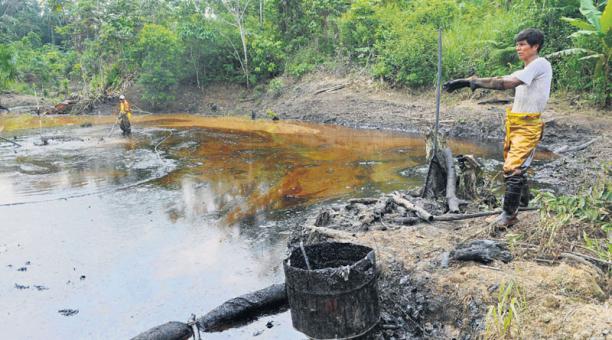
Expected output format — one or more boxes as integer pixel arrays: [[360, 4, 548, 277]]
[[443, 79, 472, 93]]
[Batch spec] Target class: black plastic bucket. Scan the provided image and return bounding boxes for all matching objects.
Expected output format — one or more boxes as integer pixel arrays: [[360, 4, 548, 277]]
[[283, 242, 380, 339]]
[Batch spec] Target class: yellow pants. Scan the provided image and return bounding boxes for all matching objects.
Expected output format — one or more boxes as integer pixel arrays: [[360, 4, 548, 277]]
[[120, 111, 132, 120], [503, 109, 543, 175]]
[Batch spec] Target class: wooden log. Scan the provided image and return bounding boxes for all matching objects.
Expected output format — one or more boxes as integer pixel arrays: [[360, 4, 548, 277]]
[[442, 147, 460, 213], [560, 252, 610, 274], [391, 193, 433, 222], [6, 105, 52, 114], [313, 83, 347, 95], [553, 137, 599, 154], [433, 207, 538, 221]]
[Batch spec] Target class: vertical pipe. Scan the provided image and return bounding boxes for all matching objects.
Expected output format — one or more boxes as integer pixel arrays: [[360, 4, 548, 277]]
[[434, 29, 442, 154], [422, 29, 443, 198]]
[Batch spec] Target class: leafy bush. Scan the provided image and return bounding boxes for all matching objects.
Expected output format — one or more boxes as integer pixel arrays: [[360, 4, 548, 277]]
[[533, 171, 611, 260], [0, 45, 16, 90], [249, 30, 286, 82], [267, 78, 284, 98], [547, 0, 611, 107], [135, 24, 184, 108], [285, 46, 324, 78], [339, 0, 380, 64], [6, 33, 75, 97]]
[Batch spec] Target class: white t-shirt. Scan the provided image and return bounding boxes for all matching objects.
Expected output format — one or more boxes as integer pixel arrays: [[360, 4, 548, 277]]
[[509, 57, 553, 113]]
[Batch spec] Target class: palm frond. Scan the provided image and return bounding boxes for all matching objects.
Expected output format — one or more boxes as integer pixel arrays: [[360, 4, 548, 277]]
[[562, 17, 596, 30], [546, 48, 592, 58], [580, 0, 602, 31]]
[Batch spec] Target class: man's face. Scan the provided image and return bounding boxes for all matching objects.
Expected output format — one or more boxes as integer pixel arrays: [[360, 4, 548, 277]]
[[515, 40, 539, 63]]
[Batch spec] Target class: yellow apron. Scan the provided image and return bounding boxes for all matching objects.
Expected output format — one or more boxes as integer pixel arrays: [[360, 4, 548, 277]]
[[120, 101, 132, 120], [503, 108, 544, 175]]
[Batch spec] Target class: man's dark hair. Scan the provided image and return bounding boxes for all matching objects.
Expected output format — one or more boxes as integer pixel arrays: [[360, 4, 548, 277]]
[[515, 28, 545, 52]]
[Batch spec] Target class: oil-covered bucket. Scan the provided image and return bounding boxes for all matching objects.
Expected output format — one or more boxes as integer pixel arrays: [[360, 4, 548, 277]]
[[283, 242, 380, 339]]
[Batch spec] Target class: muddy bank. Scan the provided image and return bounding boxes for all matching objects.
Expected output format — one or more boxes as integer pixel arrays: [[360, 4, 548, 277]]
[[292, 192, 609, 339]]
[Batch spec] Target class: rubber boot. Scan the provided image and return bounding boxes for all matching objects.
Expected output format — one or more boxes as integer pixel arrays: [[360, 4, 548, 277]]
[[520, 180, 530, 207], [496, 174, 524, 228], [119, 114, 131, 136]]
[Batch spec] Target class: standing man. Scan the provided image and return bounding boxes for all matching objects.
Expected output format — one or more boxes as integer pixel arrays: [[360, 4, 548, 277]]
[[118, 94, 132, 136], [443, 28, 552, 227]]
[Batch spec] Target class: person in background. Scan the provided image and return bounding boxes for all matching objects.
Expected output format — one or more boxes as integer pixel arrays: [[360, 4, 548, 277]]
[[117, 94, 132, 136]]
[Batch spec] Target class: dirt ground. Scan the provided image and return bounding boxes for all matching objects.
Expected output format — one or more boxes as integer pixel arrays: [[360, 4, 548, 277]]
[[2, 72, 610, 339], [236, 73, 608, 339]]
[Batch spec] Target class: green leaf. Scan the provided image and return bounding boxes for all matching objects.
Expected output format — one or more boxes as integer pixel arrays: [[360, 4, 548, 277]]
[[579, 53, 604, 60], [594, 58, 603, 77], [546, 48, 593, 58], [580, 0, 602, 31], [601, 1, 612, 33], [605, 30, 612, 48], [569, 30, 599, 39], [562, 17, 596, 30]]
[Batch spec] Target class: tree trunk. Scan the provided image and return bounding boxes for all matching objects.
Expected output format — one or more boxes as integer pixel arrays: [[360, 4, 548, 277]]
[[422, 132, 448, 199], [238, 21, 249, 88]]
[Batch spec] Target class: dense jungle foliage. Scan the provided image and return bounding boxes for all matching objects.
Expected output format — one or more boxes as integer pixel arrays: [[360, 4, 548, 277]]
[[0, 0, 609, 108]]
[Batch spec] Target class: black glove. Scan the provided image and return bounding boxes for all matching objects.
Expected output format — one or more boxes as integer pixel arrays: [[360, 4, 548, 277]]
[[443, 79, 472, 93]]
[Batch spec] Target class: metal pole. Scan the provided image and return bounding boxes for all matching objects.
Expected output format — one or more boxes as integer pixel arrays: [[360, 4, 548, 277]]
[[433, 29, 442, 155], [422, 29, 443, 198]]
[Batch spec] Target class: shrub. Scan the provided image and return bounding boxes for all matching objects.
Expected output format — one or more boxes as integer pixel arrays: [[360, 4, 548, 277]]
[[249, 30, 286, 82], [285, 46, 324, 78], [135, 24, 184, 108], [267, 78, 284, 98]]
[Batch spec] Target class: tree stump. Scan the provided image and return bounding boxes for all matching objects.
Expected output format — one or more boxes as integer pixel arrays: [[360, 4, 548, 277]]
[[422, 132, 460, 212], [456, 154, 484, 200]]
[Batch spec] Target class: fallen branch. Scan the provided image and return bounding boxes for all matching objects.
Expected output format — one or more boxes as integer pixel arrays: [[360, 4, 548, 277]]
[[478, 264, 503, 271], [535, 258, 556, 265], [391, 193, 433, 222], [433, 207, 538, 221], [313, 83, 347, 95], [442, 147, 460, 213], [0, 136, 21, 147], [560, 252, 610, 273], [6, 105, 53, 113], [553, 137, 599, 154]]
